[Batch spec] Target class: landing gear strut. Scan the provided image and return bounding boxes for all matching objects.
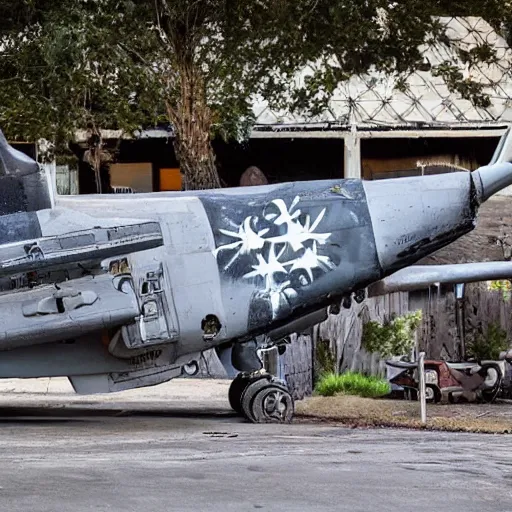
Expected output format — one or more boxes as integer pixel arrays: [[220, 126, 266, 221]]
[[228, 372, 294, 423]]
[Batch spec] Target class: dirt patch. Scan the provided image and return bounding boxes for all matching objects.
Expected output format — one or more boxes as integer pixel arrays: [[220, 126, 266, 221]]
[[296, 394, 512, 433]]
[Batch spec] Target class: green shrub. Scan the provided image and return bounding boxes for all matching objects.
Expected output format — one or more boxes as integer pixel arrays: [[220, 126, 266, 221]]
[[362, 310, 422, 359], [314, 371, 391, 398], [466, 322, 509, 361]]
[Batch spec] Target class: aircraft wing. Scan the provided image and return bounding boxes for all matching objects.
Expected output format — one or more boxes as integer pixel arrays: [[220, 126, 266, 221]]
[[0, 215, 164, 350], [0, 221, 163, 277], [367, 262, 512, 296]]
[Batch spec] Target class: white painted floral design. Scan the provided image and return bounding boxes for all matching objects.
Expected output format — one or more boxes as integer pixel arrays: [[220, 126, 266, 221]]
[[214, 195, 334, 318]]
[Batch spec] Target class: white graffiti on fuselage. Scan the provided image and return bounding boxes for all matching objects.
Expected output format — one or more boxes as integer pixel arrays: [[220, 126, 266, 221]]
[[214, 195, 333, 315]]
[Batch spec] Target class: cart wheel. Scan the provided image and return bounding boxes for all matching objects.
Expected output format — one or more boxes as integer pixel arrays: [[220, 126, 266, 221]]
[[425, 384, 441, 403]]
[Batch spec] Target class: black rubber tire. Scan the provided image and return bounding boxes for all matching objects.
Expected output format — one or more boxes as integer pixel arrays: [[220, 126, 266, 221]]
[[426, 384, 441, 403], [229, 374, 268, 414], [228, 374, 250, 414], [241, 378, 292, 423], [250, 385, 294, 424], [241, 377, 273, 422]]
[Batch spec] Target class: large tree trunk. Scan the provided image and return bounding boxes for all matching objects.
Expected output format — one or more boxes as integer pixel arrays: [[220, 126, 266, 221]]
[[173, 129, 220, 190], [83, 123, 116, 194], [84, 124, 104, 194], [166, 63, 221, 191]]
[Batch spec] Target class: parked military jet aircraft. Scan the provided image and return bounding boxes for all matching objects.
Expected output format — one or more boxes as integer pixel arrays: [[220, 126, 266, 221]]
[[1, 127, 512, 423]]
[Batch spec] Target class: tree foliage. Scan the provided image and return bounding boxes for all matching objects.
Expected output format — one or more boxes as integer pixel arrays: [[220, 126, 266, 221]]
[[0, 0, 511, 189], [0, 1, 158, 142], [0, 0, 161, 190]]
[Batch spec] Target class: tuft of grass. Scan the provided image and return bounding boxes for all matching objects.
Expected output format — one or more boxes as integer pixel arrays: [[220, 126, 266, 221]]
[[314, 371, 391, 398]]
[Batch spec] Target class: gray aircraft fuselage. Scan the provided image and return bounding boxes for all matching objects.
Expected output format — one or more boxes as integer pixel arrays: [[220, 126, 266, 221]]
[[1, 128, 512, 394], [55, 169, 478, 355]]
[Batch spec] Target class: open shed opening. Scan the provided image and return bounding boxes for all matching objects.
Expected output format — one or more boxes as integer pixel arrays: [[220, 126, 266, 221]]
[[361, 136, 501, 180]]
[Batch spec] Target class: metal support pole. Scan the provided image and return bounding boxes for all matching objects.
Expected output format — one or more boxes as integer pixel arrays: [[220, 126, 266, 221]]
[[418, 351, 427, 424], [454, 283, 466, 359], [344, 125, 362, 179]]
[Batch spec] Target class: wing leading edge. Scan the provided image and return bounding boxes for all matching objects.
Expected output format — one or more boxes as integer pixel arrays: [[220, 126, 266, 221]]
[[367, 262, 512, 296]]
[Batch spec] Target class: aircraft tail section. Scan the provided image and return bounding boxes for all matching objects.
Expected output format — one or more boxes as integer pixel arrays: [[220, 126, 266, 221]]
[[0, 130, 52, 215], [0, 130, 54, 249], [489, 126, 512, 165], [472, 126, 512, 203]]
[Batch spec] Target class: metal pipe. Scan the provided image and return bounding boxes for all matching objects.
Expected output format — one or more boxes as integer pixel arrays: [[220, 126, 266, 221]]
[[368, 262, 512, 296], [418, 352, 427, 425]]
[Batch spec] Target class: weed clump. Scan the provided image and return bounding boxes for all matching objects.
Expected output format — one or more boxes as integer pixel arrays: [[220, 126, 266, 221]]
[[315, 371, 391, 398]]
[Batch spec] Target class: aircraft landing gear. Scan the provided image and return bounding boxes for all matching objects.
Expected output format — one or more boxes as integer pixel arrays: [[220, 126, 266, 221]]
[[228, 372, 294, 423], [228, 371, 262, 414]]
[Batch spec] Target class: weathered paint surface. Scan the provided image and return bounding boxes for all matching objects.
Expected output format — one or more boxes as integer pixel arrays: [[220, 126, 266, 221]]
[[363, 171, 478, 273], [200, 180, 379, 335]]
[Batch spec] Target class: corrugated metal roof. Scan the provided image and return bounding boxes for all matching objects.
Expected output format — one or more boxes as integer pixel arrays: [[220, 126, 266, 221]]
[[252, 17, 512, 131]]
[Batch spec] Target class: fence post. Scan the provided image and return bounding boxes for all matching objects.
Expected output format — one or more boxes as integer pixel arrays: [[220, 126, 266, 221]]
[[418, 351, 427, 424]]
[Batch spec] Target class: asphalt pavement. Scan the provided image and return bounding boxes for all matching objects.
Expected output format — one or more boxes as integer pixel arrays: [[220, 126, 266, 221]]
[[0, 378, 510, 512]]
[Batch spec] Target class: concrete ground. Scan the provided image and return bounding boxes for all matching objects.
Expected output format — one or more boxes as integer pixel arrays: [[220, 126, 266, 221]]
[[0, 378, 511, 512]]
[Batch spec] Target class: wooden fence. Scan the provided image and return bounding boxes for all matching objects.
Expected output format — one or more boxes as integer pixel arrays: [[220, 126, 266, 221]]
[[281, 333, 313, 400], [412, 288, 460, 360], [316, 292, 409, 378], [280, 292, 409, 397], [414, 283, 512, 360]]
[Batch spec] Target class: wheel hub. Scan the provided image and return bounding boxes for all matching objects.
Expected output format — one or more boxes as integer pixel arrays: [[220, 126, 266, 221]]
[[241, 378, 294, 424], [262, 389, 289, 421]]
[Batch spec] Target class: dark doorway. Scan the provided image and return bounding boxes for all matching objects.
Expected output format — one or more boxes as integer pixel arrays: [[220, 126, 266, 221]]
[[214, 138, 344, 187]]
